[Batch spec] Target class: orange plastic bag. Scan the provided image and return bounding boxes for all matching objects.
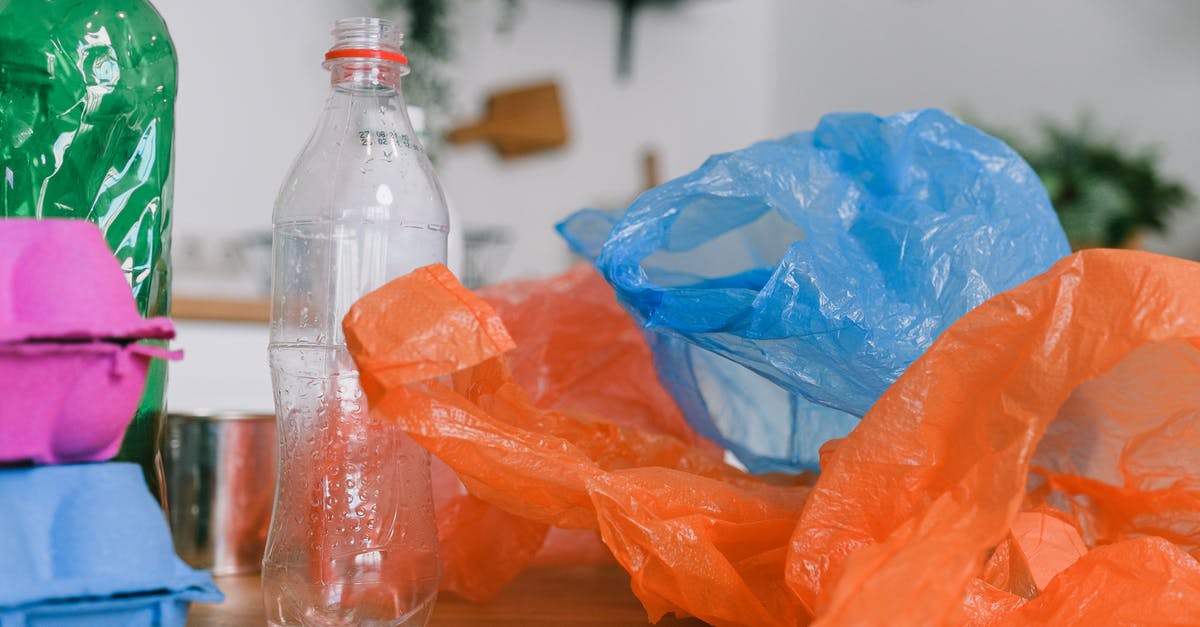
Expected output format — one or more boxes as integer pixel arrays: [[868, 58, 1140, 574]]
[[475, 266, 713, 452], [787, 250, 1200, 626], [364, 266, 721, 601], [344, 250, 1200, 625]]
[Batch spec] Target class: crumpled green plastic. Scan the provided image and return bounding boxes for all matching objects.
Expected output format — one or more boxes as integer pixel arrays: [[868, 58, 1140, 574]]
[[0, 0, 177, 490]]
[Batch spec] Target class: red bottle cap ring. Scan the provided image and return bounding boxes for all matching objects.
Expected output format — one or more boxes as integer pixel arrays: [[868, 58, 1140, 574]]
[[324, 48, 408, 65]]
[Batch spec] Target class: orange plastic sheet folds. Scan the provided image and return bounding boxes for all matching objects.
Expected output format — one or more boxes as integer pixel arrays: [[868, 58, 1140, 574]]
[[343, 251, 1200, 626], [352, 265, 725, 602]]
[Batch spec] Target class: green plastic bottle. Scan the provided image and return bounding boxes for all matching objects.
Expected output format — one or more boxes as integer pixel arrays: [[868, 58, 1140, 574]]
[[0, 0, 177, 500]]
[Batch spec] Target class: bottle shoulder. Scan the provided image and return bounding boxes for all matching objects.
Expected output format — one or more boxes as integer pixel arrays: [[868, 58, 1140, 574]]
[[274, 139, 448, 223]]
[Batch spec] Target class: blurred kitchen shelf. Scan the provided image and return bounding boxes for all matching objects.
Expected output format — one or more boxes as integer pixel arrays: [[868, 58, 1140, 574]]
[[172, 296, 269, 323]]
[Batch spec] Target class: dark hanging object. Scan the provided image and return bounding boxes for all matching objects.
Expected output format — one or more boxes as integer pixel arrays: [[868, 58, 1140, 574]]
[[617, 0, 636, 77], [399, 0, 451, 57], [614, 0, 687, 79]]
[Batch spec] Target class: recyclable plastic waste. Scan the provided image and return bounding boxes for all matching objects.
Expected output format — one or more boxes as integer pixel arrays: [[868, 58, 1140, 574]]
[[432, 265, 719, 600], [0, 463, 221, 626], [0, 220, 179, 465], [262, 17, 449, 626], [344, 251, 1200, 626], [559, 108, 1071, 472], [0, 0, 178, 490]]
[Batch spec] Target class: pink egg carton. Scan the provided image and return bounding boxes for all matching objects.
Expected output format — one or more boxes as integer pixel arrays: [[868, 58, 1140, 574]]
[[0, 219, 180, 465]]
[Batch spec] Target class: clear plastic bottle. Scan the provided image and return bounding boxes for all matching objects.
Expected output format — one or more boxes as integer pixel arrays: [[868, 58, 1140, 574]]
[[263, 17, 446, 627]]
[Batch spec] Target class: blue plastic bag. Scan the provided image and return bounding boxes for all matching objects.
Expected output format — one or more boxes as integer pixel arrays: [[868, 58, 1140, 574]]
[[559, 109, 1070, 473]]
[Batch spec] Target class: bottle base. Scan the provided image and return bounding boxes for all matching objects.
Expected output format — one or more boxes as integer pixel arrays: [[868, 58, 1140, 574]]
[[265, 606, 432, 627], [263, 580, 437, 627]]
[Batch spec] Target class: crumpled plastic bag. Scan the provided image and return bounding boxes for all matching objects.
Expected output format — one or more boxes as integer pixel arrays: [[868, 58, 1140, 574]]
[[786, 249, 1200, 626], [414, 265, 721, 601], [344, 250, 1200, 626], [559, 108, 1071, 473], [477, 266, 711, 450]]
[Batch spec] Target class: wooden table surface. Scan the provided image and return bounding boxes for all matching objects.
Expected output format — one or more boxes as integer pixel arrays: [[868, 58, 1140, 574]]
[[187, 565, 707, 626]]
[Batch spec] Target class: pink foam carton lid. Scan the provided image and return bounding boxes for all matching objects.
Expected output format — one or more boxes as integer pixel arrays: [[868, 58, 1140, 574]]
[[0, 219, 175, 343]]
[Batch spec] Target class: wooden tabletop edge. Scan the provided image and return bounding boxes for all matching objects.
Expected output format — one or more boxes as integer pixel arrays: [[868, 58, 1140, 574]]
[[172, 296, 270, 323]]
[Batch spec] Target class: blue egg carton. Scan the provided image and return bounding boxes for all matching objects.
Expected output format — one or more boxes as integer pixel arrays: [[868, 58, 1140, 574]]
[[0, 462, 223, 626]]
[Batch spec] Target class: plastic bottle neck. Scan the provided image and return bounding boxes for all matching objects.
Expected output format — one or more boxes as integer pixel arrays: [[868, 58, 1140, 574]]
[[325, 58, 406, 93]]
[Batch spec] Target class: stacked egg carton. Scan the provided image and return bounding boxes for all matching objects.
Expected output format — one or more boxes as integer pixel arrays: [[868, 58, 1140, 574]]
[[0, 220, 221, 626]]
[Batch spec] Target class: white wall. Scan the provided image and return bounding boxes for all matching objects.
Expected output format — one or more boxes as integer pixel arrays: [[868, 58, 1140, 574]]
[[768, 0, 1200, 259], [159, 0, 1200, 276], [440, 0, 775, 280], [158, 0, 1199, 410], [157, 0, 775, 409], [157, 0, 374, 243], [157, 0, 775, 284], [169, 321, 273, 412]]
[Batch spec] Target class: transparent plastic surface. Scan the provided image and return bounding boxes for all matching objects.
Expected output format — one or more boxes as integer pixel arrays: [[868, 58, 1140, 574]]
[[263, 17, 447, 627]]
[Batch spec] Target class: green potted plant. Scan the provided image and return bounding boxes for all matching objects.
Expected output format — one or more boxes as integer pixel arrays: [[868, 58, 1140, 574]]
[[375, 0, 520, 110], [999, 117, 1192, 250]]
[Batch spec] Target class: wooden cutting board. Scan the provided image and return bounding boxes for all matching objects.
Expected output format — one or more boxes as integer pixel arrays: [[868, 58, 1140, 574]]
[[447, 81, 569, 159]]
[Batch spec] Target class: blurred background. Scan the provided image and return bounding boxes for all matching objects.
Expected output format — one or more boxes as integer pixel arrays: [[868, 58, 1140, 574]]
[[162, 0, 1199, 411]]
